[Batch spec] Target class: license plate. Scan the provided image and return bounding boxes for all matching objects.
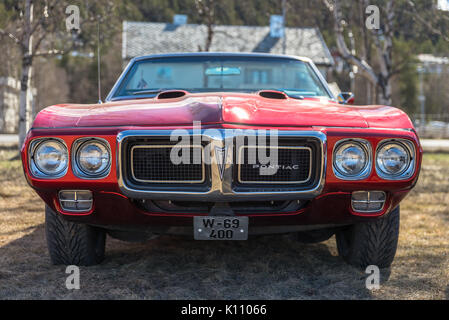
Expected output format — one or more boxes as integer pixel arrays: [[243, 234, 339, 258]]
[[193, 216, 248, 240]]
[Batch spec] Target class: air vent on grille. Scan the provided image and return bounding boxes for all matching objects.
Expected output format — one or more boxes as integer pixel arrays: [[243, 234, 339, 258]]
[[131, 145, 204, 183], [238, 146, 312, 184]]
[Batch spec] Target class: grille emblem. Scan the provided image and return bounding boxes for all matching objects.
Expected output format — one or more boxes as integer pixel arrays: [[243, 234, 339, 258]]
[[215, 146, 228, 180]]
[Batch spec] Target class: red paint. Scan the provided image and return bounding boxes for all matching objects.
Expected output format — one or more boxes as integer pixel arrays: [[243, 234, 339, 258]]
[[346, 96, 355, 105], [22, 92, 422, 229], [31, 93, 414, 130]]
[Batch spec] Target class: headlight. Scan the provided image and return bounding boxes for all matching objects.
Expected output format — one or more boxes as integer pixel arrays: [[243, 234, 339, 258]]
[[333, 140, 371, 180], [75, 139, 111, 177], [376, 140, 414, 179], [33, 139, 68, 176]]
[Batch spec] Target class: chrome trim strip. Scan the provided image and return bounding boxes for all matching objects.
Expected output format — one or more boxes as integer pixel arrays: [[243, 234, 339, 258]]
[[130, 145, 206, 184], [351, 191, 386, 213], [105, 54, 335, 102], [312, 126, 414, 132], [58, 190, 93, 213], [375, 138, 417, 181], [116, 130, 327, 201], [307, 59, 336, 100], [105, 59, 134, 101], [332, 138, 373, 181], [237, 145, 313, 184]]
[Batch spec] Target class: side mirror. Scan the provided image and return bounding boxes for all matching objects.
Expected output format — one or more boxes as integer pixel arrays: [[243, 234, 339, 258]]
[[337, 92, 355, 105]]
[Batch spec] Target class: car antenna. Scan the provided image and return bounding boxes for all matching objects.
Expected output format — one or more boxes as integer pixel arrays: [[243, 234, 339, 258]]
[[97, 18, 102, 104]]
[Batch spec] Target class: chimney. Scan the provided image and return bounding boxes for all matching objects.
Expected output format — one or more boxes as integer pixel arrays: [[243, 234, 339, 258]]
[[173, 14, 188, 25], [270, 15, 284, 38]]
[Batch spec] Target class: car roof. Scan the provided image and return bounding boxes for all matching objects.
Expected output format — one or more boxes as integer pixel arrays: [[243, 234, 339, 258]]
[[131, 52, 313, 63]]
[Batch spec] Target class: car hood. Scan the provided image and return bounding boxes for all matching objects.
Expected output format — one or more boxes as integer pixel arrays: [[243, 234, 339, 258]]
[[32, 93, 414, 130]]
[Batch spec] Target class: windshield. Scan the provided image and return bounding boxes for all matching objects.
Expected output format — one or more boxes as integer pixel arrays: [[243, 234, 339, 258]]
[[111, 56, 332, 100]]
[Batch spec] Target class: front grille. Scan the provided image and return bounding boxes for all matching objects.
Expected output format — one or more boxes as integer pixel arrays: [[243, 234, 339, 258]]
[[131, 145, 205, 183], [118, 130, 324, 200], [237, 146, 312, 184]]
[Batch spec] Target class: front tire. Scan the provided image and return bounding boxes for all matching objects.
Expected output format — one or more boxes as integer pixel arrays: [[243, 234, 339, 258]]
[[45, 205, 106, 266], [336, 206, 400, 269]]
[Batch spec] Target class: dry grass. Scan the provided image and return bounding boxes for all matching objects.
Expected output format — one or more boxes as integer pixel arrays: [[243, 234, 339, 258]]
[[0, 147, 448, 300]]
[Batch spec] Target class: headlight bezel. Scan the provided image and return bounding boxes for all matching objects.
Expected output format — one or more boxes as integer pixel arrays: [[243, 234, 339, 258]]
[[29, 138, 69, 179], [375, 139, 416, 180], [72, 137, 111, 179], [333, 138, 372, 180]]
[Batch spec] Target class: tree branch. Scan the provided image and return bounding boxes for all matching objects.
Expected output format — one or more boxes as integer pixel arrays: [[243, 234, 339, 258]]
[[29, 0, 63, 38], [325, 0, 378, 84], [0, 28, 25, 49], [404, 2, 449, 42]]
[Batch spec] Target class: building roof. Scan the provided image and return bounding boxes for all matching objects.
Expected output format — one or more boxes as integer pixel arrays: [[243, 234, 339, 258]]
[[418, 54, 449, 65], [122, 21, 334, 66]]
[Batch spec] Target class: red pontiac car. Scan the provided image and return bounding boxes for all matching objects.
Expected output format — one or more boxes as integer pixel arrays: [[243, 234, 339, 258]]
[[21, 53, 422, 268]]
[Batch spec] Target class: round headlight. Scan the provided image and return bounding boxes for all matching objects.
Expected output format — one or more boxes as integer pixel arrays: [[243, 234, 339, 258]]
[[76, 140, 110, 176], [334, 141, 369, 177], [34, 140, 68, 175], [376, 142, 410, 176]]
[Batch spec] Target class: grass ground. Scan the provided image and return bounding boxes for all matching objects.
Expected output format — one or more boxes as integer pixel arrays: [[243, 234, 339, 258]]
[[0, 147, 448, 299]]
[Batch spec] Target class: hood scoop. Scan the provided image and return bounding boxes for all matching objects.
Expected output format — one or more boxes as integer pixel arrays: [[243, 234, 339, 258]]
[[156, 90, 188, 99], [258, 90, 288, 100]]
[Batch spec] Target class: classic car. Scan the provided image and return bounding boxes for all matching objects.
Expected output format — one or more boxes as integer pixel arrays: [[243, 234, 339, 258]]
[[21, 53, 422, 268]]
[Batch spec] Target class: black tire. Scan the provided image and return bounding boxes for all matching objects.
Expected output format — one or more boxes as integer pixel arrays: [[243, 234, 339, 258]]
[[45, 205, 106, 266], [336, 206, 400, 269]]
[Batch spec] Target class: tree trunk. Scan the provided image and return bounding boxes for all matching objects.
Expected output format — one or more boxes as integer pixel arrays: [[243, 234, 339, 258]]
[[205, 23, 213, 51], [18, 0, 34, 150], [18, 59, 33, 147], [331, 0, 379, 87], [377, 78, 393, 106], [377, 72, 393, 106]]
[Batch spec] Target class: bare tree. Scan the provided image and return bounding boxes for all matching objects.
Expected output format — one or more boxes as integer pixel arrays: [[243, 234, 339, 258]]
[[195, 0, 218, 51], [0, 0, 117, 150], [1, 0, 67, 149], [195, 0, 233, 51], [323, 0, 394, 104], [324, 0, 448, 105]]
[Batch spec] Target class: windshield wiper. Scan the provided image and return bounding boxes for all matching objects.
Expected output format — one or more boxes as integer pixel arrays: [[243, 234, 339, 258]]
[[287, 93, 305, 100], [131, 89, 164, 95]]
